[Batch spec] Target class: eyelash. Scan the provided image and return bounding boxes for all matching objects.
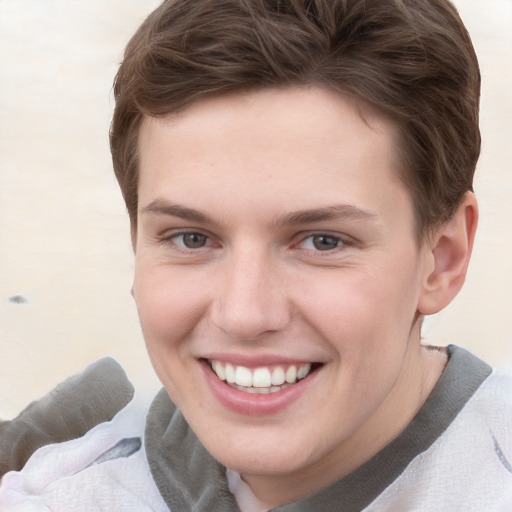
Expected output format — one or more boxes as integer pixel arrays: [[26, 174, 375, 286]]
[[157, 230, 214, 254], [295, 233, 350, 253], [157, 230, 355, 257]]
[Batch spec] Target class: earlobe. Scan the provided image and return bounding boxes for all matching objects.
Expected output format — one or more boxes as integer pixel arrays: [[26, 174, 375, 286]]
[[418, 192, 478, 315]]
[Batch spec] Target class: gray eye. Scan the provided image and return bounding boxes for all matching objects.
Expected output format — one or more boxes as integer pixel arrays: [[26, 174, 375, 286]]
[[182, 233, 207, 248], [312, 235, 339, 251]]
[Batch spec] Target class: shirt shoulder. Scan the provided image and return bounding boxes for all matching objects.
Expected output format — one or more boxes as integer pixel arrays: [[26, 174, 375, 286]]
[[364, 357, 512, 511], [0, 358, 169, 512], [0, 396, 170, 512], [0, 356, 134, 476]]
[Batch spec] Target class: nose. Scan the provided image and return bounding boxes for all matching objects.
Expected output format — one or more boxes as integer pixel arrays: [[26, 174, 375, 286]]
[[210, 248, 291, 341]]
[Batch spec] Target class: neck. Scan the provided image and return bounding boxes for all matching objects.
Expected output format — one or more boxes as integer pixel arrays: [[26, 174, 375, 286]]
[[244, 332, 448, 508]]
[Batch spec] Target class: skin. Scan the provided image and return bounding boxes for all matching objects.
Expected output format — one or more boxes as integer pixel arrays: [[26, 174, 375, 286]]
[[132, 87, 476, 507]]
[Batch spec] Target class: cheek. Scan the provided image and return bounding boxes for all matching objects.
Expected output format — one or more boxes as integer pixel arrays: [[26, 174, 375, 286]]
[[133, 263, 212, 404], [133, 263, 208, 354], [295, 259, 421, 355]]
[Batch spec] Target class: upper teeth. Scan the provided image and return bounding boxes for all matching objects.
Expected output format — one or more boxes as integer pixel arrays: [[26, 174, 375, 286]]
[[210, 361, 312, 388]]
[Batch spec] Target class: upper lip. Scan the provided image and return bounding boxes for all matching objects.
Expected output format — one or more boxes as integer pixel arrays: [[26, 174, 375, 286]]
[[200, 352, 324, 367]]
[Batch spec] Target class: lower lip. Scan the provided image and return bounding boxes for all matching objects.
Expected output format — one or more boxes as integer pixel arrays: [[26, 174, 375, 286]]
[[200, 361, 318, 416]]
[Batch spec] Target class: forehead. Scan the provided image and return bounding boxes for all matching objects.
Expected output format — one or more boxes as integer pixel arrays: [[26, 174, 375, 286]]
[[137, 87, 408, 221], [140, 86, 395, 147]]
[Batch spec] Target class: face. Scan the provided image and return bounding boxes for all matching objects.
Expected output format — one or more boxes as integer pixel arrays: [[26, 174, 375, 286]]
[[134, 87, 431, 494]]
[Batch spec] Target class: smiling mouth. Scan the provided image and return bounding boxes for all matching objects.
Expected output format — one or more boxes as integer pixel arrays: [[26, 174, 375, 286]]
[[207, 360, 320, 394]]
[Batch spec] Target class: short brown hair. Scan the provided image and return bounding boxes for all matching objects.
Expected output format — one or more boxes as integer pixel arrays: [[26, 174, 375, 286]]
[[110, 0, 480, 238]]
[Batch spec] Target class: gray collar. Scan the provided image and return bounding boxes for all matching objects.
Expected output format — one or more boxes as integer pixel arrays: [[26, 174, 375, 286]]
[[145, 345, 491, 512]]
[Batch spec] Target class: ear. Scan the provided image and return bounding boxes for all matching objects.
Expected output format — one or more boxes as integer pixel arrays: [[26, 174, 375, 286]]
[[418, 192, 478, 315]]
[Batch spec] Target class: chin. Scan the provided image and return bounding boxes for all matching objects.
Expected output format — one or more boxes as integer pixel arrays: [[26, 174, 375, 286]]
[[199, 425, 315, 476], [221, 449, 307, 477]]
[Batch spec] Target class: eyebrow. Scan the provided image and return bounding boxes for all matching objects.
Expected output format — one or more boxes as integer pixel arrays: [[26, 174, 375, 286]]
[[141, 199, 211, 223], [140, 199, 377, 226], [273, 204, 377, 226]]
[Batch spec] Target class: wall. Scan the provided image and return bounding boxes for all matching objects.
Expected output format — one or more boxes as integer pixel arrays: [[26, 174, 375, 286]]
[[1, 0, 511, 419]]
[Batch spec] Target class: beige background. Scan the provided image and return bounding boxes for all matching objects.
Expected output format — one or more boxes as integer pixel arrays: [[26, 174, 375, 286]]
[[1, 0, 511, 420]]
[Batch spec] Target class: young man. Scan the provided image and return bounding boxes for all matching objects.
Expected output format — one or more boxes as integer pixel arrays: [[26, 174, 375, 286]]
[[1, 0, 511, 510]]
